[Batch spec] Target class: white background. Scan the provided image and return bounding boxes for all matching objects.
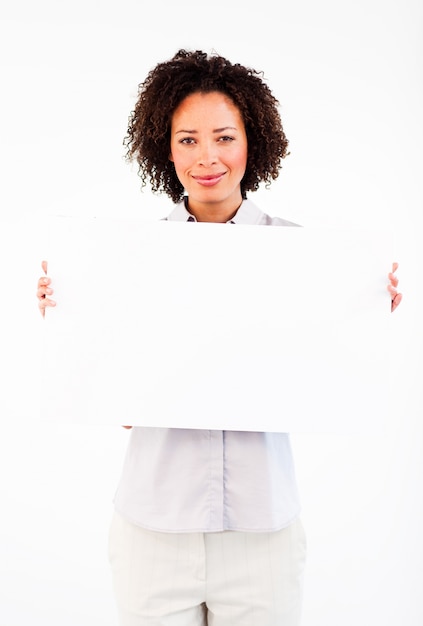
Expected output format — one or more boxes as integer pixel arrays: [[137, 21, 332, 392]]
[[1, 1, 422, 624]]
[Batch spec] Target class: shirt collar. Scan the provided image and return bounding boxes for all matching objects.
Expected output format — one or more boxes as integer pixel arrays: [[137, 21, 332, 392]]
[[166, 196, 266, 225]]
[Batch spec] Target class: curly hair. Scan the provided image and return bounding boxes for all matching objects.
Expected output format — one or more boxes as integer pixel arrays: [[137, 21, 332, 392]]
[[124, 49, 289, 203]]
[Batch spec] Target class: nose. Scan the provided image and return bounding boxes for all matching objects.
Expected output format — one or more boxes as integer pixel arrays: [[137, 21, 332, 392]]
[[198, 140, 218, 167]]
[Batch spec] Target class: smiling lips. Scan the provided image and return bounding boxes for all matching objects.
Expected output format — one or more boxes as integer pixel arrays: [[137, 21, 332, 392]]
[[192, 172, 226, 186]]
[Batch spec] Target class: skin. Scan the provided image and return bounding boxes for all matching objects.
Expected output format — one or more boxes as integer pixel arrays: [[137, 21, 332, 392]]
[[169, 92, 248, 223], [36, 91, 403, 427], [388, 262, 402, 312]]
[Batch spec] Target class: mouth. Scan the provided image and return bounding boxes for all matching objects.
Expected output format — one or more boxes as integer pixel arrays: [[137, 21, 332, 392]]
[[192, 172, 226, 187]]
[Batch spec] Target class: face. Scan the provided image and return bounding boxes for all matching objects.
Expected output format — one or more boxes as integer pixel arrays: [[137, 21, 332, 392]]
[[169, 91, 248, 221]]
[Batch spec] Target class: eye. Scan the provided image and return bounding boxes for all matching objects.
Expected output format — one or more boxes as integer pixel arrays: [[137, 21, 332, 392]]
[[218, 135, 235, 142], [179, 137, 196, 145]]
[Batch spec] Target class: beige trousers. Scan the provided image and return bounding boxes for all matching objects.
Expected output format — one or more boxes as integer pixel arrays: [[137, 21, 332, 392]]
[[109, 512, 306, 626]]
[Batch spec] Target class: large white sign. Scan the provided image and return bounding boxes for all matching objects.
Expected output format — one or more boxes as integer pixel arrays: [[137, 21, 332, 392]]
[[40, 217, 393, 432]]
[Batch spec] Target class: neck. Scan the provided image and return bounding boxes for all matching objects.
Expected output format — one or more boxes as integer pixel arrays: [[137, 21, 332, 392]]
[[186, 197, 243, 223]]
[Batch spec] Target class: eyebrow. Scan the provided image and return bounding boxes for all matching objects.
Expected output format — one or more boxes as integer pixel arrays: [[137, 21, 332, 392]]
[[175, 126, 238, 135]]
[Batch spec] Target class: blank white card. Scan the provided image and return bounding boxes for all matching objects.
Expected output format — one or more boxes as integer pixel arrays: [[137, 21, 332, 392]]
[[42, 217, 393, 432]]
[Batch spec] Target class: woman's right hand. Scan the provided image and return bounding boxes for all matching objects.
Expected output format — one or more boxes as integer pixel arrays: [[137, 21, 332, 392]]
[[37, 260, 56, 318]]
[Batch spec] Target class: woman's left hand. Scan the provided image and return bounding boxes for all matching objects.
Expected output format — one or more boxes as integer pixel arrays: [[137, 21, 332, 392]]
[[388, 262, 402, 312]]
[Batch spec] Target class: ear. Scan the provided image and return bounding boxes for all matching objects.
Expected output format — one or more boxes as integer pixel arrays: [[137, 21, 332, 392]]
[[169, 152, 174, 162]]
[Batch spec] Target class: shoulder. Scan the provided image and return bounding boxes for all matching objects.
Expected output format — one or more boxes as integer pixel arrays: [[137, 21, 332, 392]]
[[263, 214, 302, 227], [164, 198, 192, 222], [240, 198, 301, 227]]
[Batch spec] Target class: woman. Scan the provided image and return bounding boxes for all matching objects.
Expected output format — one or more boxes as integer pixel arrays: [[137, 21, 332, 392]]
[[37, 49, 402, 626]]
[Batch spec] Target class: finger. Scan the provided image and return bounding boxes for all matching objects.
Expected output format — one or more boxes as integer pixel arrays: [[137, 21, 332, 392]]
[[388, 273, 399, 287], [392, 262, 399, 273], [38, 296, 56, 308], [38, 297, 56, 316], [387, 284, 397, 298], [391, 293, 402, 312], [42, 260, 48, 275], [37, 276, 51, 291], [37, 278, 53, 298], [122, 425, 133, 429], [37, 288, 54, 301], [387, 282, 401, 305]]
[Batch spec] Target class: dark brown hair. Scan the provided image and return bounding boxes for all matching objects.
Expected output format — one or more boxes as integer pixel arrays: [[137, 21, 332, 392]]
[[124, 49, 289, 203]]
